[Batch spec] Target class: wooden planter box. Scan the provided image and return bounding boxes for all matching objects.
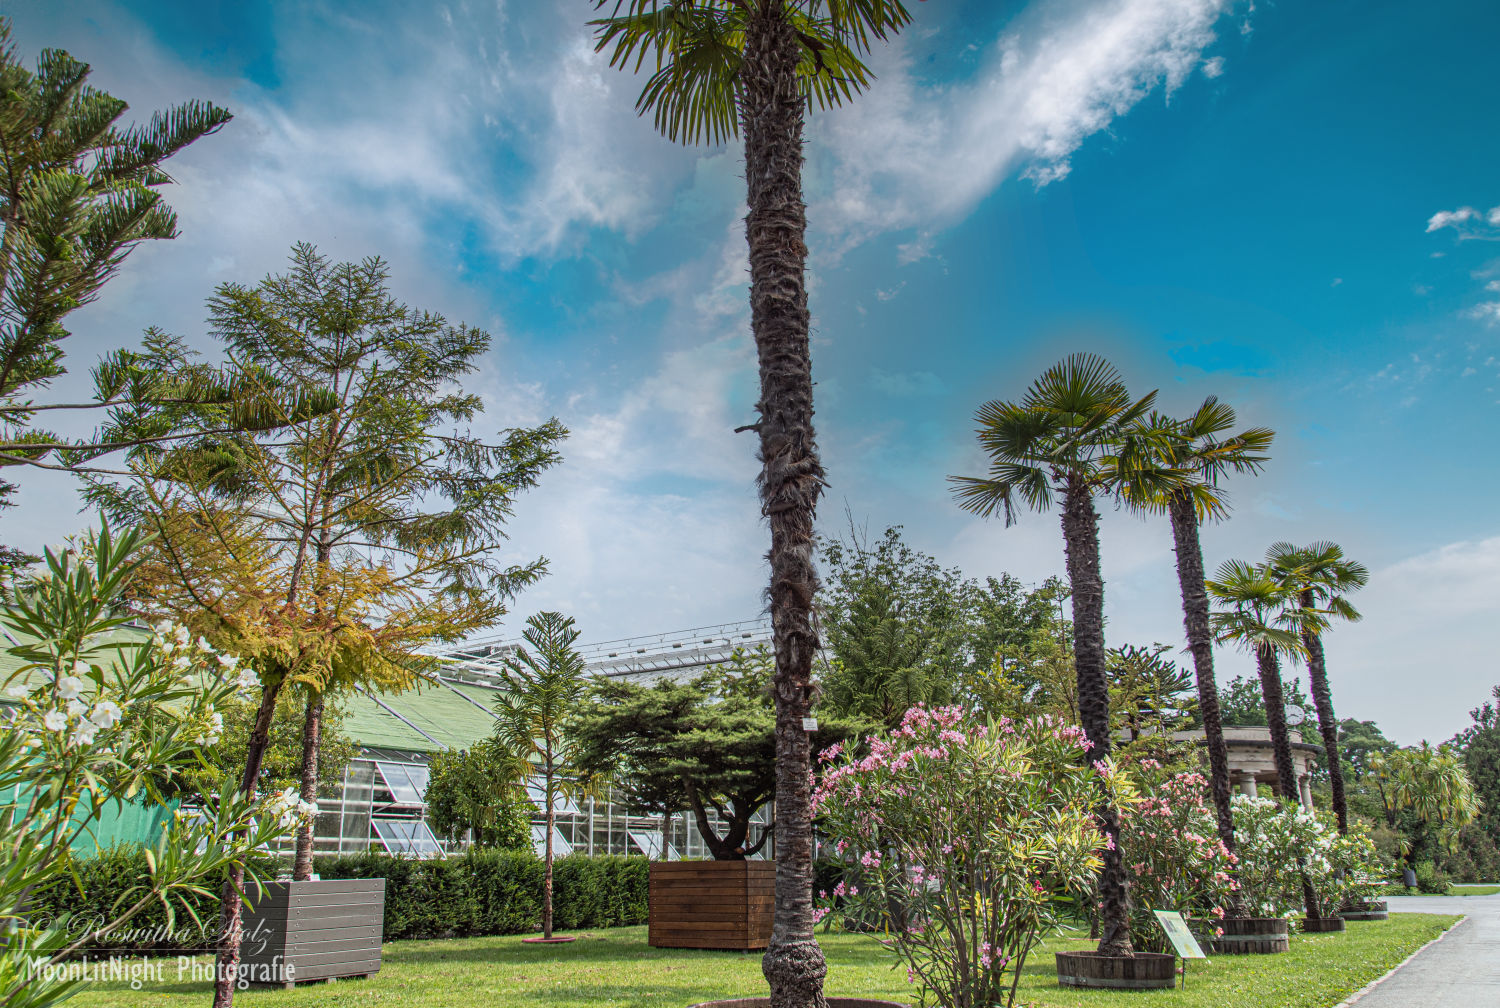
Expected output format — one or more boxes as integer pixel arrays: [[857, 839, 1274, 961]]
[[1339, 899, 1388, 921], [1193, 916, 1289, 954], [241, 878, 385, 986], [648, 861, 774, 951]]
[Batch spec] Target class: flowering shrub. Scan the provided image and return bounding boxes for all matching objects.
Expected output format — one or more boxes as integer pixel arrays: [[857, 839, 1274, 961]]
[[813, 707, 1108, 1008], [1229, 795, 1385, 919], [0, 527, 304, 1008], [1119, 763, 1236, 949]]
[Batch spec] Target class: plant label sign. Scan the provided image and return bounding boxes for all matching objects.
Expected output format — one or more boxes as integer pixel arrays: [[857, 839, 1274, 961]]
[[1152, 910, 1207, 960]]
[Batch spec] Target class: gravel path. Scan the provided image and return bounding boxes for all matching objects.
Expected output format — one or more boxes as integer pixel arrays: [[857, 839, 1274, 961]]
[[1347, 893, 1500, 1006]]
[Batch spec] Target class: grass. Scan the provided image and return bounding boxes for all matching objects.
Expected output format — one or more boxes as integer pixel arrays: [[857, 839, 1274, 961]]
[[1451, 883, 1500, 896], [66, 915, 1459, 1008]]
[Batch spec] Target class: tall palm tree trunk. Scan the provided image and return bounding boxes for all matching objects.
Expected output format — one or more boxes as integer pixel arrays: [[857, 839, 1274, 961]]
[[1166, 495, 1240, 899], [292, 687, 324, 881], [1300, 587, 1348, 833], [742, 8, 827, 1007], [1061, 475, 1133, 957], [213, 675, 287, 1008], [1253, 645, 1320, 919]]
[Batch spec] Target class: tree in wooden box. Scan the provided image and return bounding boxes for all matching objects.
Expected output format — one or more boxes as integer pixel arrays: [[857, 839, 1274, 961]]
[[240, 878, 386, 987], [572, 649, 854, 950]]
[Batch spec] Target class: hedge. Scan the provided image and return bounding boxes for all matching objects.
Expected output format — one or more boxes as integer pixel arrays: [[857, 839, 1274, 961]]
[[30, 846, 648, 952]]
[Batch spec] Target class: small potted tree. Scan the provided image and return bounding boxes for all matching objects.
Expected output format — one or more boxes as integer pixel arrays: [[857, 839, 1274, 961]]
[[572, 648, 853, 950]]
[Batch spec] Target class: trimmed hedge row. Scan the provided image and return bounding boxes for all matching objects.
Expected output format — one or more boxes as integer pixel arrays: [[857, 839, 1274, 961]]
[[32, 847, 648, 951], [321, 849, 648, 939]]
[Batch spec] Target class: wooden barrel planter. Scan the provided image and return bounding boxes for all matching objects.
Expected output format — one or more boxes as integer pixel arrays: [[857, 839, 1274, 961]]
[[1300, 916, 1346, 933], [1201, 917, 1290, 954], [1340, 900, 1389, 922], [240, 878, 385, 987], [1055, 951, 1176, 989], [649, 861, 774, 951]]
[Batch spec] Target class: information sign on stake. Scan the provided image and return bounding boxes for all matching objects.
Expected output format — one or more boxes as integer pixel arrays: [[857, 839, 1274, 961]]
[[1152, 910, 1207, 990]]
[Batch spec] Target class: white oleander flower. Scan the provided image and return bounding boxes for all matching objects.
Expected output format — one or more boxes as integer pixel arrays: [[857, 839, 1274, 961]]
[[235, 668, 257, 691], [197, 636, 214, 653], [56, 675, 83, 700], [90, 700, 122, 728], [72, 660, 91, 676], [4, 683, 24, 698], [217, 652, 237, 668], [70, 722, 98, 747], [154, 619, 173, 635], [43, 710, 67, 732], [174, 625, 190, 645], [66, 699, 88, 718]]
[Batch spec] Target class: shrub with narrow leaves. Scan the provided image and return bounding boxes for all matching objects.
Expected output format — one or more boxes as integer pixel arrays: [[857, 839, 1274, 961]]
[[813, 706, 1110, 1008]]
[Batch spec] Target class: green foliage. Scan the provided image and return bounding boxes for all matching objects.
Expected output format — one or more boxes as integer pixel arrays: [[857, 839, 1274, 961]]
[[590, 1, 916, 145], [27, 849, 648, 948], [173, 686, 356, 803], [1108, 643, 1197, 741], [0, 19, 231, 564], [424, 740, 532, 850], [573, 647, 855, 859], [1217, 673, 1317, 739], [1451, 684, 1500, 845], [816, 524, 1071, 727], [1412, 860, 1452, 895], [0, 525, 301, 1006]]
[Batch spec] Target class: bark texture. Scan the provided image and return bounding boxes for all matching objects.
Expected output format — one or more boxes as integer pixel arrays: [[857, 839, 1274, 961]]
[[1167, 495, 1243, 911], [1061, 476, 1133, 958], [1254, 645, 1320, 920], [212, 676, 285, 1008], [741, 8, 827, 1007], [1300, 587, 1348, 834], [292, 688, 324, 881], [543, 766, 555, 939]]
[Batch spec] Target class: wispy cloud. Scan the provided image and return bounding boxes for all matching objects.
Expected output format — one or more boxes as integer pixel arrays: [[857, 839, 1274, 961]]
[[813, 0, 1248, 256]]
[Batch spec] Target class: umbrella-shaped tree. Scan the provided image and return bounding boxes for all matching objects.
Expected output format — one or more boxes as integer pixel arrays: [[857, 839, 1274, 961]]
[[1265, 541, 1368, 834], [589, 4, 916, 1002], [950, 353, 1159, 958], [492, 611, 599, 942]]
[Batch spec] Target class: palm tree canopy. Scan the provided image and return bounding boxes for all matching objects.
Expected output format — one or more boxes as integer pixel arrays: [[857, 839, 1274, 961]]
[[949, 353, 1161, 525], [1118, 396, 1275, 522], [1265, 540, 1368, 625], [1205, 558, 1307, 657], [590, 0, 915, 144]]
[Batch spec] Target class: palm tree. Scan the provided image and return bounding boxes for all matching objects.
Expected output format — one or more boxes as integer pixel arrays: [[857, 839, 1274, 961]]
[[1116, 400, 1272, 866], [1265, 541, 1368, 834], [1372, 744, 1478, 877], [493, 612, 595, 941], [589, 4, 915, 1002], [1206, 559, 1322, 920], [950, 353, 1158, 958]]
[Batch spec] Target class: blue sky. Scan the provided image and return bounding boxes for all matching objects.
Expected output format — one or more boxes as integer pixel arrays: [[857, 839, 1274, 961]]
[[12, 0, 1500, 743]]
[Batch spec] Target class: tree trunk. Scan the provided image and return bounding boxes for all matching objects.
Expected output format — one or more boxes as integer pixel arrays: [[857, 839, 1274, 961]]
[[292, 687, 324, 881], [543, 769, 555, 939], [1300, 588, 1348, 834], [1060, 475, 1133, 957], [1167, 495, 1242, 910], [212, 675, 286, 1008], [742, 8, 827, 1007], [660, 809, 672, 861], [1254, 644, 1321, 920]]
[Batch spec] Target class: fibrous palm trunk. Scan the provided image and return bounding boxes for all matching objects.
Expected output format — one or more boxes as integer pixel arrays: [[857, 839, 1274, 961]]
[[1300, 587, 1348, 834], [1166, 495, 1241, 906], [1061, 475, 1133, 957], [212, 675, 286, 1008], [742, 8, 828, 1008], [292, 687, 324, 881], [1254, 644, 1320, 920]]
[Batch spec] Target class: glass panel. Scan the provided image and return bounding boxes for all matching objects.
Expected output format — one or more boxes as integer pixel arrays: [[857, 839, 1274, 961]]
[[371, 817, 443, 856], [374, 762, 425, 804], [529, 824, 573, 858]]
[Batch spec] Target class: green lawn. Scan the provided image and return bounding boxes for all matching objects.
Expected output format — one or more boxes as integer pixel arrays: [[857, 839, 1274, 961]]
[[68, 915, 1458, 1008], [1452, 884, 1500, 896]]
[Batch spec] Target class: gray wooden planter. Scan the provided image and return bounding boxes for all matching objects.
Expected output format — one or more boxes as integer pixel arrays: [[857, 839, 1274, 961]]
[[241, 878, 385, 987]]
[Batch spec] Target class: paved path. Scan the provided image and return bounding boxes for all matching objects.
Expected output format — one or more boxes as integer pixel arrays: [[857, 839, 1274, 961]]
[[1349, 893, 1500, 1006]]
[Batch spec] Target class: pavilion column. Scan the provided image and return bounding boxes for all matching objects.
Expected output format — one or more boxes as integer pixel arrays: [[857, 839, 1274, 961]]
[[1298, 774, 1314, 812], [1234, 771, 1258, 798]]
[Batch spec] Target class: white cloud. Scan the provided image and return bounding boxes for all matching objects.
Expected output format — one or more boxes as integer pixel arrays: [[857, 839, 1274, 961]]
[[1426, 204, 1500, 238], [813, 0, 1246, 253]]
